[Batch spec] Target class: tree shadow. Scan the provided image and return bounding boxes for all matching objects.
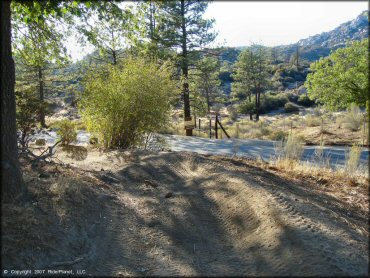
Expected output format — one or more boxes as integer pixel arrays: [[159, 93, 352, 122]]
[[84, 152, 368, 276]]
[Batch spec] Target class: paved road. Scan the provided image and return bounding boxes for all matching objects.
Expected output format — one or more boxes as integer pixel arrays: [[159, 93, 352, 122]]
[[162, 135, 369, 169], [31, 131, 369, 169]]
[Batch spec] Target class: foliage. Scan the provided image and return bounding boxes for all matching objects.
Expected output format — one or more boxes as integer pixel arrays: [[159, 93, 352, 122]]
[[79, 56, 176, 148], [76, 2, 136, 65], [284, 102, 300, 113], [189, 56, 222, 114], [297, 94, 315, 107], [231, 44, 270, 120], [260, 92, 289, 113], [15, 90, 47, 150], [157, 1, 216, 52], [57, 120, 77, 146], [305, 38, 369, 111], [238, 101, 255, 115], [343, 103, 363, 131]]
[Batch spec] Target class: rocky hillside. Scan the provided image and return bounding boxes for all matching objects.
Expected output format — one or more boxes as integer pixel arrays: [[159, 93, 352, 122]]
[[299, 10, 368, 49], [269, 10, 368, 63]]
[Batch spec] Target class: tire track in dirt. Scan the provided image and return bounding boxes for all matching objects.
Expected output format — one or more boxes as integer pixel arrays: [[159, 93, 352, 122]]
[[83, 152, 368, 276]]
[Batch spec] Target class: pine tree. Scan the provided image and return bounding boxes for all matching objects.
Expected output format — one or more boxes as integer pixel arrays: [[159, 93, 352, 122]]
[[189, 56, 222, 114], [157, 0, 216, 136], [77, 2, 135, 66], [232, 45, 270, 121], [13, 18, 70, 127]]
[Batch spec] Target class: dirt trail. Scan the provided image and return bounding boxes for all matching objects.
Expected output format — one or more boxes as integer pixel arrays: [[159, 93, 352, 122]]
[[62, 150, 368, 276]]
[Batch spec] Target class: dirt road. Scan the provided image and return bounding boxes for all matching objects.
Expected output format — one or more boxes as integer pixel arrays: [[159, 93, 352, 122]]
[[60, 150, 368, 276]]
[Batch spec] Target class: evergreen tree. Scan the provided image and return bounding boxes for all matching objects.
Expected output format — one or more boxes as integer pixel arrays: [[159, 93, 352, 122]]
[[77, 2, 135, 66], [190, 56, 222, 114], [232, 45, 270, 121], [157, 0, 216, 135], [12, 17, 70, 127]]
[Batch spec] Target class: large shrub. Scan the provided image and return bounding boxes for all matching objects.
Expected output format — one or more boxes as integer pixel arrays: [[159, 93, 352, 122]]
[[260, 92, 289, 113], [284, 102, 300, 113], [79, 57, 176, 148], [57, 120, 77, 146], [238, 101, 255, 115]]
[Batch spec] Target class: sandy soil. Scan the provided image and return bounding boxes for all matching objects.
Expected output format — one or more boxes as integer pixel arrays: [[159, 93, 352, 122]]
[[3, 148, 368, 276]]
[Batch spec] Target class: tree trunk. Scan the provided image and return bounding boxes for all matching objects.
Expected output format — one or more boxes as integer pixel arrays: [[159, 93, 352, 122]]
[[38, 66, 46, 128], [1, 0, 25, 201], [248, 94, 253, 120], [112, 50, 117, 66], [255, 89, 260, 121], [181, 0, 192, 136], [206, 90, 210, 114]]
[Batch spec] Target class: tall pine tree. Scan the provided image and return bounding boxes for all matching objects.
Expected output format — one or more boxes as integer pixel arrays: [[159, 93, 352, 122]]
[[157, 0, 216, 136]]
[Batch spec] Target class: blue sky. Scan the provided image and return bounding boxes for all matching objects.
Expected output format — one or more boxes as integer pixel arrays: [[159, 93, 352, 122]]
[[67, 1, 368, 61]]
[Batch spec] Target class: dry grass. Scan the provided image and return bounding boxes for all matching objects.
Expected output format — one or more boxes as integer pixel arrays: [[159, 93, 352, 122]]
[[305, 115, 322, 127], [342, 104, 363, 131], [344, 144, 362, 177]]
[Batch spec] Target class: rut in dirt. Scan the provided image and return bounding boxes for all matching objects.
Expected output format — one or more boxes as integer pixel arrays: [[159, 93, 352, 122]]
[[81, 152, 368, 276]]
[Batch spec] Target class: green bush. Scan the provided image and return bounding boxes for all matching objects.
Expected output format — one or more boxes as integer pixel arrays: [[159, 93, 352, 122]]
[[238, 101, 255, 114], [260, 93, 289, 113], [80, 57, 176, 148], [297, 94, 315, 107], [284, 102, 300, 113], [57, 120, 77, 146]]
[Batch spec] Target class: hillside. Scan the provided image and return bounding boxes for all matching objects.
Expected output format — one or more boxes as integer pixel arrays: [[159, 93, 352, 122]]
[[39, 11, 368, 109], [217, 11, 368, 94], [274, 10, 368, 62]]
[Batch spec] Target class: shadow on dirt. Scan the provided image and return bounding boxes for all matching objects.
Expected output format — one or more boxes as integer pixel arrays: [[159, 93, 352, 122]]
[[3, 153, 367, 276], [84, 152, 368, 276]]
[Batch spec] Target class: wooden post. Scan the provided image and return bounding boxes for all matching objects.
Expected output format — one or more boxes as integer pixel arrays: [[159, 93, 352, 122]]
[[209, 118, 212, 139], [217, 117, 231, 139], [198, 118, 201, 137], [194, 114, 197, 128], [215, 114, 218, 139]]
